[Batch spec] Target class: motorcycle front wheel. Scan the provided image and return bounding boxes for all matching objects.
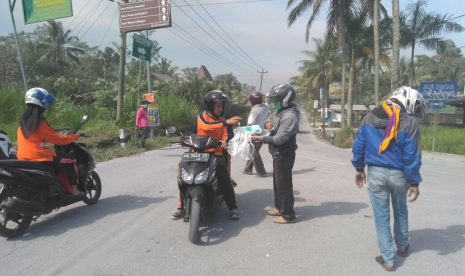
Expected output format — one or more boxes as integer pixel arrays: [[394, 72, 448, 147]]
[[0, 189, 33, 238], [189, 198, 201, 243], [83, 171, 102, 205]]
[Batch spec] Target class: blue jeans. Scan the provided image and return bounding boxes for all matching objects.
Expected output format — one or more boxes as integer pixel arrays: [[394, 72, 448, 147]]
[[367, 166, 410, 266]]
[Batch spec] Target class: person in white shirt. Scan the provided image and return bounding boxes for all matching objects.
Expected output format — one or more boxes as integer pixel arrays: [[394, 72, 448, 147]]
[[242, 91, 269, 177]]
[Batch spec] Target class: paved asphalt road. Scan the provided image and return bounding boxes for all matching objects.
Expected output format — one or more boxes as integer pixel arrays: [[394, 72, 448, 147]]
[[1, 114, 464, 276]]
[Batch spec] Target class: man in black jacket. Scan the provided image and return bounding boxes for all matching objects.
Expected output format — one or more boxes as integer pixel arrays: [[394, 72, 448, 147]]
[[252, 84, 300, 224]]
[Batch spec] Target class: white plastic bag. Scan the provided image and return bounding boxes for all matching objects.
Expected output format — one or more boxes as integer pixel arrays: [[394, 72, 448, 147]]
[[228, 127, 255, 160]]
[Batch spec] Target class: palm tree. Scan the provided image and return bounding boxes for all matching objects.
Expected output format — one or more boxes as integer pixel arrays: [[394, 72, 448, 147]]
[[37, 20, 85, 72], [296, 35, 340, 136], [401, 0, 464, 87], [398, 56, 410, 85], [344, 7, 391, 126], [287, 0, 357, 128], [157, 57, 179, 78], [391, 0, 400, 90]]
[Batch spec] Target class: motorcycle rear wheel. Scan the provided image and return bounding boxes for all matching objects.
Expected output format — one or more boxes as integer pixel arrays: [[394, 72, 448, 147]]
[[0, 189, 33, 238], [189, 198, 201, 243]]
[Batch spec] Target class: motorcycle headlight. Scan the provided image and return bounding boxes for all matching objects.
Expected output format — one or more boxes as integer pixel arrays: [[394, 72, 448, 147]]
[[181, 168, 193, 184], [194, 168, 210, 184]]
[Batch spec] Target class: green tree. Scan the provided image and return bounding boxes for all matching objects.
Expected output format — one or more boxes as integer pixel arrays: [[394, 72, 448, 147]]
[[297, 35, 340, 136], [287, 0, 357, 128], [401, 0, 464, 87], [156, 57, 179, 77], [36, 20, 85, 72]]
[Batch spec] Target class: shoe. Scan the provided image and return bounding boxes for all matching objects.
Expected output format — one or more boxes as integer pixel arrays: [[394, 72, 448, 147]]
[[231, 179, 238, 187], [273, 216, 296, 224], [171, 209, 184, 220], [397, 244, 409, 257], [230, 209, 240, 219], [267, 209, 280, 216], [241, 170, 252, 175], [257, 173, 267, 177], [375, 255, 396, 271]]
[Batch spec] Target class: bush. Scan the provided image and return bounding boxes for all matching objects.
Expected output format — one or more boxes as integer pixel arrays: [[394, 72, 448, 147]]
[[157, 94, 199, 132], [0, 87, 24, 124]]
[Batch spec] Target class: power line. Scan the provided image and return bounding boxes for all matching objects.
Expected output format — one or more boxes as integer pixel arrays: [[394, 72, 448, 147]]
[[194, 0, 264, 69], [74, 0, 105, 37], [81, 2, 113, 40], [99, 8, 119, 49], [173, 0, 276, 7], [172, 0, 255, 74], [172, 23, 254, 75], [182, 0, 258, 71], [63, 0, 94, 31], [166, 28, 256, 78]]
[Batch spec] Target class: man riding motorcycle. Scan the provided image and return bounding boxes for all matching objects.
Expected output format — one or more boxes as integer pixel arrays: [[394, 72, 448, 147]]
[[16, 87, 81, 195]]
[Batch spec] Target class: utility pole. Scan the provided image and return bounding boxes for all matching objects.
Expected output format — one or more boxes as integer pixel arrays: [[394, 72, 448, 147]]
[[8, 0, 28, 92], [145, 30, 152, 95], [257, 68, 268, 93], [117, 0, 129, 121]]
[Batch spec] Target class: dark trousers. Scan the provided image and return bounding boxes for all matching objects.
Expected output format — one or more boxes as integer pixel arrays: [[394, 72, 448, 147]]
[[177, 156, 237, 210], [215, 156, 237, 210], [273, 152, 296, 221], [42, 150, 78, 186], [140, 127, 149, 147], [244, 141, 266, 175]]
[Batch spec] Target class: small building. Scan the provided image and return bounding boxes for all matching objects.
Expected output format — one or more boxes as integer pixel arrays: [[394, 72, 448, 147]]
[[446, 95, 465, 125]]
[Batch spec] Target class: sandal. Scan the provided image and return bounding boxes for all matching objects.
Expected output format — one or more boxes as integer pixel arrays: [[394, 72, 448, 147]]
[[397, 244, 409, 257], [375, 256, 396, 271]]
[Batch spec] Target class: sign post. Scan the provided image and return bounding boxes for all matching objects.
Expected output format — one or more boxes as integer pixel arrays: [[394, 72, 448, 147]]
[[433, 109, 438, 152], [132, 34, 152, 61], [119, 0, 172, 33], [8, 0, 28, 92]]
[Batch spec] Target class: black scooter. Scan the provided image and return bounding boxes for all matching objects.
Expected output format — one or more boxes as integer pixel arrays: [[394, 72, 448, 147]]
[[0, 115, 102, 238], [175, 129, 224, 243]]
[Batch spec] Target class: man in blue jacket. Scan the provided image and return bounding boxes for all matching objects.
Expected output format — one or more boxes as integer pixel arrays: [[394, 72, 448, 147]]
[[351, 87, 426, 271]]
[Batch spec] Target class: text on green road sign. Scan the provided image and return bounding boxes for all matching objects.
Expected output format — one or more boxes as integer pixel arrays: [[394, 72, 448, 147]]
[[132, 34, 152, 61], [22, 0, 73, 24]]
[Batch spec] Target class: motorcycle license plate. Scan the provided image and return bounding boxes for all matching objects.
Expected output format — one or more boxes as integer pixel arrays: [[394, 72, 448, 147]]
[[182, 153, 209, 162], [0, 184, 4, 194]]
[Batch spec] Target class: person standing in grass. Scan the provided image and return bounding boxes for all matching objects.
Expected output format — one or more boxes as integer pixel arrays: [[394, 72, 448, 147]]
[[135, 100, 149, 148], [351, 87, 426, 271]]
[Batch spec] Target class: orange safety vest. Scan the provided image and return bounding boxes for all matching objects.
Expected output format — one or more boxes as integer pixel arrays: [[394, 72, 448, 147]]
[[196, 112, 227, 156]]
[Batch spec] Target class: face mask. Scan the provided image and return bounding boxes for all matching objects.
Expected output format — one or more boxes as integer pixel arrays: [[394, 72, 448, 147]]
[[273, 102, 282, 111], [143, 105, 148, 108]]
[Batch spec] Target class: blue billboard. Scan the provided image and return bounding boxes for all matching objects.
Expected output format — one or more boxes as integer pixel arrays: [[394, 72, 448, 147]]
[[419, 82, 457, 100]]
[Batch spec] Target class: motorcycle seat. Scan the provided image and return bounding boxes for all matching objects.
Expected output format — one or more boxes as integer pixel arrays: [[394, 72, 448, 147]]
[[0, 160, 57, 174]]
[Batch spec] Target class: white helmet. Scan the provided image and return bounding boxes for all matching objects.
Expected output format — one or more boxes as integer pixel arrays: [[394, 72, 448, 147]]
[[389, 86, 426, 117], [25, 87, 55, 109]]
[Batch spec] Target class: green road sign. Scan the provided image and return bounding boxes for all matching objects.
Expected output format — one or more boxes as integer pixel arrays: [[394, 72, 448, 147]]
[[132, 34, 152, 62], [22, 0, 73, 24]]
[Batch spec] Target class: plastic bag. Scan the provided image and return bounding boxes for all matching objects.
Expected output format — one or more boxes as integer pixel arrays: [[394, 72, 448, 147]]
[[228, 125, 268, 160]]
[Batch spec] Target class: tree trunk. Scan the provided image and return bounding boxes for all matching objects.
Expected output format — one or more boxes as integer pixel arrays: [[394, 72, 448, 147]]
[[321, 87, 326, 138], [374, 0, 380, 105], [340, 15, 347, 129], [409, 43, 416, 87], [347, 49, 355, 127], [391, 0, 400, 91]]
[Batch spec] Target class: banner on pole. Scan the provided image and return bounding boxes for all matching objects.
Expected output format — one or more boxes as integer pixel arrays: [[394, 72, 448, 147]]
[[22, 0, 73, 24]]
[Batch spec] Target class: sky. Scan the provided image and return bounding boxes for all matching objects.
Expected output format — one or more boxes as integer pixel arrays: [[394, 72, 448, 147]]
[[1, 0, 465, 91]]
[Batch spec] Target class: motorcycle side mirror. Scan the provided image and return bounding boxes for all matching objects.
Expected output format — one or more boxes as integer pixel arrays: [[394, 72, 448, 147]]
[[81, 115, 90, 124]]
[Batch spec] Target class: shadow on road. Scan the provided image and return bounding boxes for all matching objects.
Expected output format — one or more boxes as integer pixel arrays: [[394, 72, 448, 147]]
[[195, 189, 368, 246], [294, 202, 369, 223], [293, 167, 316, 175], [395, 225, 465, 267], [10, 195, 171, 241]]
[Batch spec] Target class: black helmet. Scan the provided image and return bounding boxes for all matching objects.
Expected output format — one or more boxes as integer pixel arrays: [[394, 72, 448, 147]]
[[204, 90, 228, 112], [268, 84, 296, 108]]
